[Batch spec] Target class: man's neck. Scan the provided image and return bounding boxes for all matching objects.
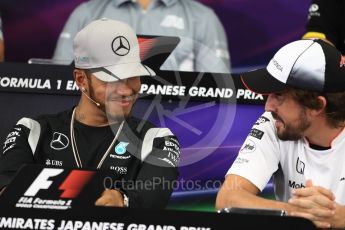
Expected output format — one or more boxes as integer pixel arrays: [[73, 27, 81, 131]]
[[305, 119, 345, 148], [137, 0, 153, 10], [75, 100, 110, 127]]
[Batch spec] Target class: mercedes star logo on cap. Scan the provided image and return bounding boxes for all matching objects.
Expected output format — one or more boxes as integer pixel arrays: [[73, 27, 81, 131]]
[[50, 132, 70, 150], [112, 36, 130, 56]]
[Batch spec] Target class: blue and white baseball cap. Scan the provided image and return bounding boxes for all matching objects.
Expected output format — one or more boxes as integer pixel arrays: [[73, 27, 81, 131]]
[[73, 18, 155, 82], [241, 39, 345, 94]]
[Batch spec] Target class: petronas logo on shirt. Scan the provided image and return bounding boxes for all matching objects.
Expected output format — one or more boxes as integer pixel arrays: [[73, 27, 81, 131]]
[[115, 142, 129, 155]]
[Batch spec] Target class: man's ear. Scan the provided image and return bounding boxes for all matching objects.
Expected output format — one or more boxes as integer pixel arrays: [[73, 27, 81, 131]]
[[311, 96, 327, 116], [74, 69, 87, 90]]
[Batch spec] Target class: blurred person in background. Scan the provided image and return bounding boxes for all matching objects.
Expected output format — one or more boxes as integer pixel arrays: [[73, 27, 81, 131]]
[[53, 0, 230, 73], [0, 15, 4, 62], [303, 0, 345, 55]]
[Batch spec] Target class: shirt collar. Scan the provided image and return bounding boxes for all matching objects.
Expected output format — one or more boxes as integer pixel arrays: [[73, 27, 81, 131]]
[[114, 0, 131, 7], [160, 0, 179, 7], [114, 0, 178, 7]]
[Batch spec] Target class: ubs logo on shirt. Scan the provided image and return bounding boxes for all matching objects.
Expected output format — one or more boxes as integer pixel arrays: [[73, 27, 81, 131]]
[[50, 132, 69, 150], [46, 159, 63, 166]]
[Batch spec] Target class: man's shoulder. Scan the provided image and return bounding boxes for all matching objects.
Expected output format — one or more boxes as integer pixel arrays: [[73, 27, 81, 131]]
[[15, 109, 72, 131], [126, 117, 176, 138], [35, 109, 72, 124], [252, 112, 275, 128], [73, 0, 112, 13], [5, 109, 72, 144], [314, 0, 342, 9], [83, 0, 110, 7], [126, 117, 156, 133]]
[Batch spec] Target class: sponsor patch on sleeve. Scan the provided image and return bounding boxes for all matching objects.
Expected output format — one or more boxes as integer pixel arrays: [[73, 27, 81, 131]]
[[2, 126, 22, 154], [254, 116, 270, 126], [249, 128, 265, 140], [239, 139, 256, 154], [153, 136, 180, 167], [234, 157, 250, 164]]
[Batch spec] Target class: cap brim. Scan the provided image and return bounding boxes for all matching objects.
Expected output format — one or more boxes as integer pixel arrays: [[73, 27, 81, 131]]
[[240, 68, 287, 95], [92, 62, 156, 82]]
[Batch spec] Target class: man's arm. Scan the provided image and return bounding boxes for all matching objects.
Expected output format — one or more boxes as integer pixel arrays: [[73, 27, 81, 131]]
[[0, 39, 4, 62], [0, 187, 5, 196], [303, 0, 341, 50], [124, 133, 179, 208], [217, 175, 338, 228], [217, 113, 287, 210], [0, 15, 4, 62], [0, 120, 37, 189], [194, 9, 230, 73], [95, 129, 179, 208], [95, 189, 126, 207], [95, 161, 178, 208], [328, 204, 345, 228], [289, 180, 342, 228], [53, 3, 89, 62], [216, 174, 294, 212], [125, 161, 178, 209]]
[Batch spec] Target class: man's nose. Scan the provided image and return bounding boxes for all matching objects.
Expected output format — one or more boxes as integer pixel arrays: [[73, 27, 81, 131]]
[[265, 94, 278, 112], [111, 81, 132, 94], [118, 82, 132, 93]]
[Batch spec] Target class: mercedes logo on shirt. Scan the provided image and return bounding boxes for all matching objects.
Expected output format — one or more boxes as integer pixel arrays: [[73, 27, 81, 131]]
[[112, 36, 130, 56], [50, 132, 69, 150]]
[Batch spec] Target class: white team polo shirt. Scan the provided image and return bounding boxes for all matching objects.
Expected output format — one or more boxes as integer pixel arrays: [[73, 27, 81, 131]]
[[228, 112, 345, 204]]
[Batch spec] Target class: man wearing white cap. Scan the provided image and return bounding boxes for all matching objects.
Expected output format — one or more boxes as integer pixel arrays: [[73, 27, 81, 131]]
[[0, 19, 180, 209], [216, 39, 345, 228]]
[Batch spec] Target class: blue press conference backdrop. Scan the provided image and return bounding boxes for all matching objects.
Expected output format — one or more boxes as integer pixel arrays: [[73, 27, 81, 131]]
[[0, 0, 311, 211]]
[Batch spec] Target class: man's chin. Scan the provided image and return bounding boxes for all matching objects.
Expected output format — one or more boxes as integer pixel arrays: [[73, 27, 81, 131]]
[[277, 132, 289, 141], [277, 130, 303, 141], [276, 129, 284, 139], [105, 112, 130, 123], [276, 126, 291, 140], [105, 105, 131, 117]]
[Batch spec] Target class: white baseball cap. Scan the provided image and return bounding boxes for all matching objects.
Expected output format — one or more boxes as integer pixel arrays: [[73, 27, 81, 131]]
[[73, 18, 155, 82], [241, 39, 345, 94]]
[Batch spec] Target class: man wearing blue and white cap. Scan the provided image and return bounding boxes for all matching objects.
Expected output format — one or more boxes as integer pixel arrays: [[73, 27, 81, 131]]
[[0, 19, 180, 209], [216, 39, 345, 228]]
